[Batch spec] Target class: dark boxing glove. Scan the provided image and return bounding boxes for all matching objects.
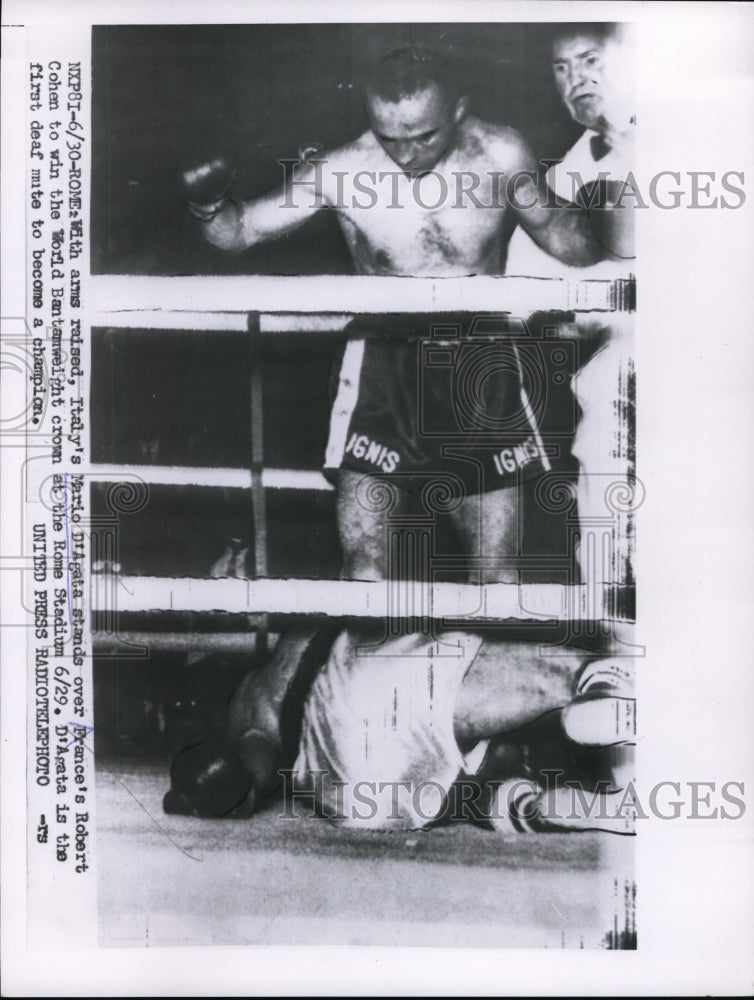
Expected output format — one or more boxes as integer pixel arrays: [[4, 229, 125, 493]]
[[176, 152, 237, 221], [163, 740, 256, 818]]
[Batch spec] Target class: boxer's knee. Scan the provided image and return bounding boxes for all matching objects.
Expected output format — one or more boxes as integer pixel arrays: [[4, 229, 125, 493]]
[[449, 486, 520, 582], [336, 470, 395, 580]]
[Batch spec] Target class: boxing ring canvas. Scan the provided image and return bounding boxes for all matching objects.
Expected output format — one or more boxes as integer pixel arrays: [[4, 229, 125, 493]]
[[89, 21, 637, 951]]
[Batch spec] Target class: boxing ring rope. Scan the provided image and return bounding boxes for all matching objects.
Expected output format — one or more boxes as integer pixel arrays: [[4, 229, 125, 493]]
[[97, 577, 614, 621], [88, 465, 332, 491], [90, 274, 634, 646], [91, 274, 634, 327]]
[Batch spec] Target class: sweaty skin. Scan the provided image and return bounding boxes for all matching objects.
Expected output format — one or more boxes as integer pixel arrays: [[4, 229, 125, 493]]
[[198, 85, 610, 274], [321, 120, 536, 275]]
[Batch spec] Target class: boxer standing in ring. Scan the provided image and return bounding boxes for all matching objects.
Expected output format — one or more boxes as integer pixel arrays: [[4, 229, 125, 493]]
[[179, 46, 631, 582]]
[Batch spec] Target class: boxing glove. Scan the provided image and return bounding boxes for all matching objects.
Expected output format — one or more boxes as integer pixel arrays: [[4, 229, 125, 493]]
[[163, 740, 257, 818], [176, 152, 237, 221]]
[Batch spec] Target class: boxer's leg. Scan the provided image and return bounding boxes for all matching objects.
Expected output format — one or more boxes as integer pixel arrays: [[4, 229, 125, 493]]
[[453, 640, 580, 746], [448, 485, 520, 583], [454, 640, 635, 748], [336, 469, 409, 581], [453, 641, 636, 832]]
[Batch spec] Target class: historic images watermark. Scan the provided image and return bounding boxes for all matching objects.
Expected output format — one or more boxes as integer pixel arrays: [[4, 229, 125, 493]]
[[278, 161, 747, 212], [279, 769, 747, 826]]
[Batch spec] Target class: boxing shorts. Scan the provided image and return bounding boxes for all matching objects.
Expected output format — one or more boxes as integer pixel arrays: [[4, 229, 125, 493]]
[[323, 314, 550, 496], [292, 629, 485, 830]]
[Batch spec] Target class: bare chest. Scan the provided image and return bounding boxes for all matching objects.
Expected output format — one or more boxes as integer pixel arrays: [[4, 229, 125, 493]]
[[330, 169, 510, 275]]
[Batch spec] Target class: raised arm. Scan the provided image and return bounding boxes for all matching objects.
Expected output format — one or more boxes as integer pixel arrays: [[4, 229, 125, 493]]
[[503, 131, 633, 267], [177, 152, 329, 253]]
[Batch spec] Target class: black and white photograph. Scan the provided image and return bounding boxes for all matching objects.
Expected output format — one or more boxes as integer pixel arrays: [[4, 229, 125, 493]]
[[88, 18, 637, 949], [1, 0, 753, 995]]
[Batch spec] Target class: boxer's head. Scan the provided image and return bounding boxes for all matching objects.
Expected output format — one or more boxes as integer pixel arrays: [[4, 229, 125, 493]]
[[365, 46, 468, 178], [551, 23, 634, 133]]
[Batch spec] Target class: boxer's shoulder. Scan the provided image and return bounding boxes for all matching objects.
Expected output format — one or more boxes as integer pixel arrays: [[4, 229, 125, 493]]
[[309, 132, 376, 200], [458, 116, 532, 171], [321, 130, 377, 167]]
